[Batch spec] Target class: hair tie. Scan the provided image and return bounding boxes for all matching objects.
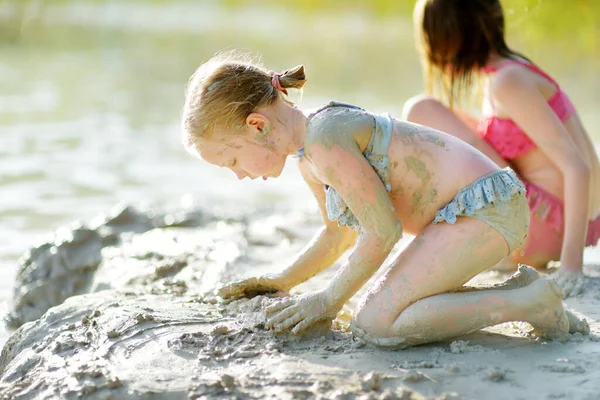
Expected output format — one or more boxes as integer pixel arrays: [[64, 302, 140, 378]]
[[268, 70, 288, 94]]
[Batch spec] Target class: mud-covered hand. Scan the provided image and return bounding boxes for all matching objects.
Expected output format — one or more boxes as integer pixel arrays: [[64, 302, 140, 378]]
[[217, 274, 287, 299], [552, 268, 584, 298], [265, 291, 338, 335]]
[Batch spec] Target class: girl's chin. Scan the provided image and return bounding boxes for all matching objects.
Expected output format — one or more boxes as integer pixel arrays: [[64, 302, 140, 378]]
[[262, 161, 286, 180]]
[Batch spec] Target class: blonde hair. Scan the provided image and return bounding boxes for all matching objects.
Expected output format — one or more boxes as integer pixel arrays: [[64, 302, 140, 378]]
[[182, 51, 306, 153]]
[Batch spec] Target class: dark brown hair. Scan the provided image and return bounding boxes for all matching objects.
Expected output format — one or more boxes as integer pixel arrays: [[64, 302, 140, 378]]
[[182, 51, 306, 151], [414, 0, 529, 107]]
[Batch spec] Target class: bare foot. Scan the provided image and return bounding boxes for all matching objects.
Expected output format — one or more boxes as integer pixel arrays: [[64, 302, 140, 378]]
[[492, 264, 539, 290], [457, 264, 539, 293], [526, 278, 569, 342], [467, 265, 585, 335], [566, 311, 590, 335]]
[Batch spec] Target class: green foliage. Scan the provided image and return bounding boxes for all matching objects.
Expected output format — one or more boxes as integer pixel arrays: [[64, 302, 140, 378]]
[[220, 0, 597, 53], [1, 0, 597, 55]]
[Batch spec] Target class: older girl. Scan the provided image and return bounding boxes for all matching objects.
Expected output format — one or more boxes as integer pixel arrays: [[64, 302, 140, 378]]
[[403, 0, 600, 297], [181, 52, 576, 348]]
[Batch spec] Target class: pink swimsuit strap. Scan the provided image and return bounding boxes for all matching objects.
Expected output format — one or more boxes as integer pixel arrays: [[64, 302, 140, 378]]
[[482, 59, 575, 121], [482, 60, 558, 85], [478, 60, 576, 159]]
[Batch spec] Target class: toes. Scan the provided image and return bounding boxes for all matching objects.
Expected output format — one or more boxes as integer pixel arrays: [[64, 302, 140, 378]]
[[565, 310, 590, 335]]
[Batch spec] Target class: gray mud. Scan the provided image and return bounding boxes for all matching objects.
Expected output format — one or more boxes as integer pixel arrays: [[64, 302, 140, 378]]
[[1, 205, 599, 399]]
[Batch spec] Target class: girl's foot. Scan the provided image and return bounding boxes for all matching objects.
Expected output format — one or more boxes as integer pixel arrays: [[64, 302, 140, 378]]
[[526, 278, 569, 342], [496, 265, 588, 334], [492, 264, 539, 289], [566, 310, 590, 335]]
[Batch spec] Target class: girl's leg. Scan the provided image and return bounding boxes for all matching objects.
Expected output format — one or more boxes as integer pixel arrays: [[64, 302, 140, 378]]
[[351, 218, 569, 348], [461, 264, 589, 335], [457, 264, 539, 292], [402, 95, 510, 168], [379, 279, 566, 347]]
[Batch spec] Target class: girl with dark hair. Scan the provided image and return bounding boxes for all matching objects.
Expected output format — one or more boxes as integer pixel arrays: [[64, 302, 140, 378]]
[[404, 0, 600, 297]]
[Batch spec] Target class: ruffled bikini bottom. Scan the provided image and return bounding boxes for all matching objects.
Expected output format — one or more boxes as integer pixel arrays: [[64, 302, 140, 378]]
[[432, 167, 529, 253]]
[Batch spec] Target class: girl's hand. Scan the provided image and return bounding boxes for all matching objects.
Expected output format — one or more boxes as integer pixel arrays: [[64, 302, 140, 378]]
[[265, 291, 338, 335], [217, 274, 287, 299], [552, 268, 584, 298]]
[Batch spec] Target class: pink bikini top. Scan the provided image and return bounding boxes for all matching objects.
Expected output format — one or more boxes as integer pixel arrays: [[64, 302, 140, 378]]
[[477, 60, 576, 159]]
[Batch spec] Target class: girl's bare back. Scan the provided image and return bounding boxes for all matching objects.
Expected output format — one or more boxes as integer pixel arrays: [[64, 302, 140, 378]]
[[387, 121, 499, 233]]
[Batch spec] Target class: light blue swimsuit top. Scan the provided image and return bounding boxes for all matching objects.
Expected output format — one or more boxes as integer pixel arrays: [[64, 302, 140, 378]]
[[296, 101, 394, 230]]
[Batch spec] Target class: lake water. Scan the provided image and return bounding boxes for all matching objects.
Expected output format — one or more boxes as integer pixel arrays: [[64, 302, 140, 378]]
[[0, 1, 598, 346]]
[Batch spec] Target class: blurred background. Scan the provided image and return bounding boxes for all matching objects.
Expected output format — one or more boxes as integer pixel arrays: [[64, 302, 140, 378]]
[[0, 0, 598, 343]]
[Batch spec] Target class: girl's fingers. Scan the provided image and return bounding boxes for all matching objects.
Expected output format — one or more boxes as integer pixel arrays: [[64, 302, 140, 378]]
[[246, 284, 278, 296], [217, 284, 237, 298], [274, 312, 304, 332], [266, 304, 298, 327], [265, 299, 293, 316], [217, 278, 257, 298], [291, 316, 316, 335]]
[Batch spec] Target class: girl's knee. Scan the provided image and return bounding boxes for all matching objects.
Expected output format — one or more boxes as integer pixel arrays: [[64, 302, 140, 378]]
[[353, 302, 395, 338], [401, 94, 445, 122], [353, 292, 413, 338], [350, 318, 410, 349], [351, 308, 417, 349]]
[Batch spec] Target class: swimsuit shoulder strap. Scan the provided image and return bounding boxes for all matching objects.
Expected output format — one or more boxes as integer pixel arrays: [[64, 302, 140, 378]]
[[365, 112, 393, 156], [298, 101, 365, 160], [306, 100, 364, 122], [485, 59, 559, 88]]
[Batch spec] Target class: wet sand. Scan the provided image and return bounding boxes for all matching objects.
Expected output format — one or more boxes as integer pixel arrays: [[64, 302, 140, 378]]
[[1, 205, 599, 399]]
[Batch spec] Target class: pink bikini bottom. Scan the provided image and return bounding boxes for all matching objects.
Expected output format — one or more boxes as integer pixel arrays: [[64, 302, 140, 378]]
[[519, 179, 600, 259]]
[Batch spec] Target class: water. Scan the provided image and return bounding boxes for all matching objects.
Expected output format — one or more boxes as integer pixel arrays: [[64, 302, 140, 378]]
[[0, 1, 598, 346]]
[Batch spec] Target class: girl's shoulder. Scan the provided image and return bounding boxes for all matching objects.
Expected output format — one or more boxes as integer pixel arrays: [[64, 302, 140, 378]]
[[305, 101, 374, 147], [487, 60, 558, 97]]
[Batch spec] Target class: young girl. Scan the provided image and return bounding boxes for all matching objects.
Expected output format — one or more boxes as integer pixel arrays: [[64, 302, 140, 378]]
[[181, 52, 581, 348], [403, 0, 600, 297]]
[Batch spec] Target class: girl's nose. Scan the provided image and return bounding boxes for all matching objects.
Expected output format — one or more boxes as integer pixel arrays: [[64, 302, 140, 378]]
[[233, 169, 247, 180]]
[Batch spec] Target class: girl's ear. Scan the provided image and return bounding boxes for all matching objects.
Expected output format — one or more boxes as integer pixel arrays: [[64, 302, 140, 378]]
[[246, 112, 269, 134]]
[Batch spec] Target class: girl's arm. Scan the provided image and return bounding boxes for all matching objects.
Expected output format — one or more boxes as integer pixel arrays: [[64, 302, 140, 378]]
[[491, 68, 590, 274], [218, 162, 357, 298], [309, 137, 402, 311], [266, 130, 402, 333], [269, 164, 359, 290], [454, 109, 480, 132]]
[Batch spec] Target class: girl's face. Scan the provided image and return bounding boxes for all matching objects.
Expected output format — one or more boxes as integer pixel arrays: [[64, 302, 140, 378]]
[[198, 120, 289, 181]]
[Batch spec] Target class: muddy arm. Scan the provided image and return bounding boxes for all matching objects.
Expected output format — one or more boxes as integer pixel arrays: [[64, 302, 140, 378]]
[[272, 164, 358, 290]]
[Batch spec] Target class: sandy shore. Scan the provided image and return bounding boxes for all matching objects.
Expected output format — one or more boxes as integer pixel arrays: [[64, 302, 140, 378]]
[[1, 205, 599, 399]]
